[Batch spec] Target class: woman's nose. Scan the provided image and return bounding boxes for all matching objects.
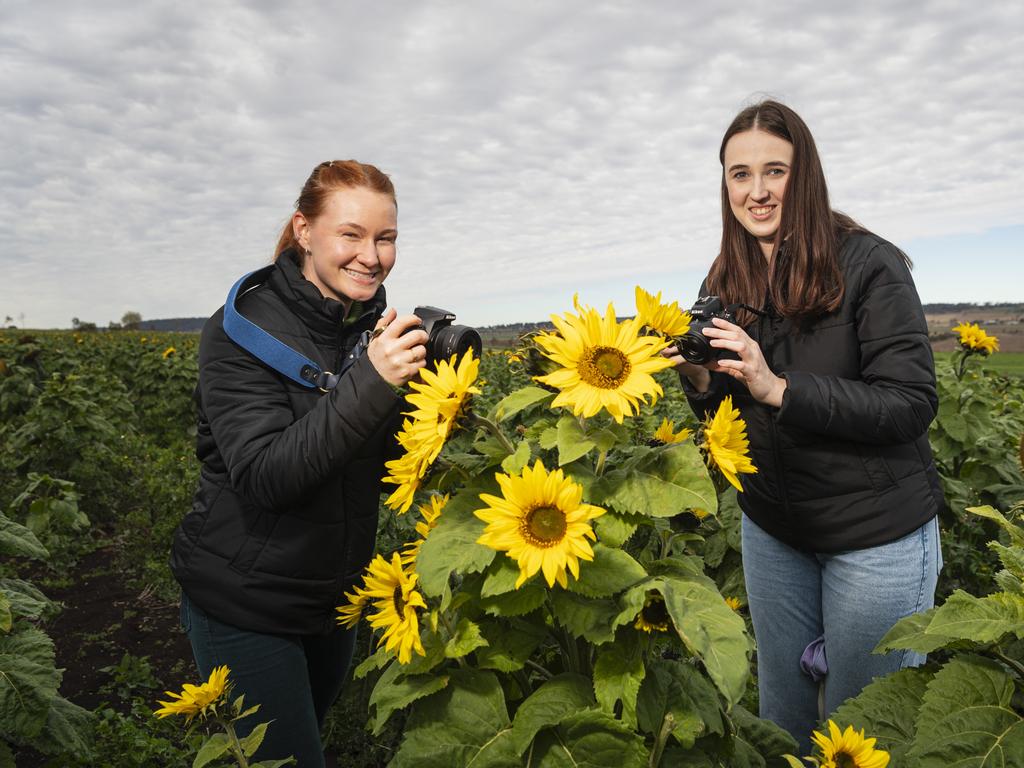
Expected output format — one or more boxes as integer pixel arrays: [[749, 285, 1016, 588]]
[[751, 175, 769, 200]]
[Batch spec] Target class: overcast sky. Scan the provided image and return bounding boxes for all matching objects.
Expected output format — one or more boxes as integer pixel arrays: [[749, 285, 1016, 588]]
[[2, 0, 1022, 330]]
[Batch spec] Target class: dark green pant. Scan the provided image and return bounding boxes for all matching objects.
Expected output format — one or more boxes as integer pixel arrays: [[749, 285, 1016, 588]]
[[180, 590, 357, 767]]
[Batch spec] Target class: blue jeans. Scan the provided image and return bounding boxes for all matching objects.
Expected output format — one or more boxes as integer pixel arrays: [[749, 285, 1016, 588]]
[[179, 591, 358, 768], [741, 514, 941, 753]]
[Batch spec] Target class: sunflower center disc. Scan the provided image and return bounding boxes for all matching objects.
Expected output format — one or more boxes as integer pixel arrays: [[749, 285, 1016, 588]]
[[580, 346, 631, 389], [835, 756, 855, 768], [392, 585, 406, 614], [523, 506, 567, 546], [643, 597, 670, 628]]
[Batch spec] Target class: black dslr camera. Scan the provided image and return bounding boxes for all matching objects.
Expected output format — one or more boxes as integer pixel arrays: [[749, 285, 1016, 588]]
[[675, 296, 736, 364], [408, 306, 483, 365]]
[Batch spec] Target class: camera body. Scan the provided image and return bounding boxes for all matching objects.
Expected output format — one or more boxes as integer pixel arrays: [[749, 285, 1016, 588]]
[[409, 306, 483, 365], [675, 295, 736, 364]]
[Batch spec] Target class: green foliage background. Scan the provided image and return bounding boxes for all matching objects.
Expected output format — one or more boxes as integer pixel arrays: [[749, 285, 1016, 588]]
[[1, 329, 1022, 765]]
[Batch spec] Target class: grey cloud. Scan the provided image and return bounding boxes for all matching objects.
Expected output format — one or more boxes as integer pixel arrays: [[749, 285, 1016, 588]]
[[2, 0, 1022, 327]]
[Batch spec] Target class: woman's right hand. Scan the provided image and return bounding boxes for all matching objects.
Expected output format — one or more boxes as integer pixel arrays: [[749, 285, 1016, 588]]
[[661, 343, 714, 393], [366, 309, 430, 387]]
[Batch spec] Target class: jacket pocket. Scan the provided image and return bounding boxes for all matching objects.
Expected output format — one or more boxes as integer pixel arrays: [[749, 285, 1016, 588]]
[[856, 445, 898, 493], [228, 509, 277, 574]]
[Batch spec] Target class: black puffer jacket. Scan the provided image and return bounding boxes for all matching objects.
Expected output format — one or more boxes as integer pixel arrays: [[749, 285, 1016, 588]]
[[171, 251, 403, 635], [685, 231, 945, 552]]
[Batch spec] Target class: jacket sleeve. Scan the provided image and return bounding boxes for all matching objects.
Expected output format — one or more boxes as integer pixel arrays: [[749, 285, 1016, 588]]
[[775, 241, 938, 445], [199, 323, 403, 513]]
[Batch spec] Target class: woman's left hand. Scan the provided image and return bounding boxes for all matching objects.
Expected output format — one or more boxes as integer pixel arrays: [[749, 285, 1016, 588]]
[[701, 317, 788, 408]]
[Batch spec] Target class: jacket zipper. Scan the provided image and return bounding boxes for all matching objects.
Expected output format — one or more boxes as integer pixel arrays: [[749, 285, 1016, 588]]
[[761, 302, 793, 521]]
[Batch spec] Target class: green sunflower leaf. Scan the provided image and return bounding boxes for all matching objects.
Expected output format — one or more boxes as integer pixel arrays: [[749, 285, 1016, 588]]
[[592, 510, 639, 548], [729, 704, 799, 767], [492, 386, 556, 422], [907, 654, 1017, 762], [475, 619, 547, 672], [416, 485, 497, 597], [593, 634, 645, 728], [0, 594, 9, 634], [509, 673, 595, 754], [990, 540, 1024, 581], [549, 590, 621, 645], [636, 659, 725, 747], [0, 578, 53, 622], [967, 505, 1024, 546], [660, 578, 752, 706], [0, 624, 59, 741], [874, 608, 972, 655], [590, 442, 717, 519], [528, 709, 649, 768], [501, 439, 532, 474], [926, 589, 1024, 643], [831, 667, 933, 765], [193, 733, 232, 768], [481, 555, 522, 597], [445, 618, 489, 659], [479, 582, 547, 617], [369, 661, 451, 736], [557, 415, 596, 465], [390, 669, 519, 768], [0, 512, 48, 560], [567, 544, 647, 598]]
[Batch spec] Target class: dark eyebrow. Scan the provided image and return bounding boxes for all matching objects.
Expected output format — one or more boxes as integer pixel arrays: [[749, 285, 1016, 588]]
[[336, 222, 366, 234], [727, 160, 790, 173]]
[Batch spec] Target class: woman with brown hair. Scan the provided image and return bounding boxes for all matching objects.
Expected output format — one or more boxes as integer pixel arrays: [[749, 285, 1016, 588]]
[[666, 101, 943, 749], [171, 160, 429, 765]]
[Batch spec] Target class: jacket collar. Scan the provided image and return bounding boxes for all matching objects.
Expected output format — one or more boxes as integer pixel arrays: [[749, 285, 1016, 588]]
[[269, 249, 387, 341]]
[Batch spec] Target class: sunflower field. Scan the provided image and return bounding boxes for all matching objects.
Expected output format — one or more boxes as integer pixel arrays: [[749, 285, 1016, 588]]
[[1, 295, 1022, 767]]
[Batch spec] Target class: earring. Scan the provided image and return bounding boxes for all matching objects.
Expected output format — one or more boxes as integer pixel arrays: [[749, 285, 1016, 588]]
[[305, 248, 311, 257]]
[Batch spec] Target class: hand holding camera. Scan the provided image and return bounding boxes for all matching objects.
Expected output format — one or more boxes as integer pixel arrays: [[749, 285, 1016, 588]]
[[665, 295, 786, 407], [368, 306, 482, 387]]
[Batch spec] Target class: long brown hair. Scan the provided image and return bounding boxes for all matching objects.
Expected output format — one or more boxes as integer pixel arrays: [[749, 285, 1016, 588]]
[[707, 100, 862, 324], [274, 160, 396, 265]]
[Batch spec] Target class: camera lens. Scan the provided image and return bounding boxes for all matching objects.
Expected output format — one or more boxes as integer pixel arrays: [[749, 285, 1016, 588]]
[[431, 325, 483, 363], [677, 331, 712, 364]]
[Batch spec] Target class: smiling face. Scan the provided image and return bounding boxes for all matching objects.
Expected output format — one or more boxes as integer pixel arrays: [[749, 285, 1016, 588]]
[[293, 186, 398, 309], [723, 129, 794, 259]]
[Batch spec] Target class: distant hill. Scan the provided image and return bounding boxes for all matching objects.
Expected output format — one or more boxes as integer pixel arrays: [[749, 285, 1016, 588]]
[[139, 317, 207, 332], [139, 303, 1024, 337]]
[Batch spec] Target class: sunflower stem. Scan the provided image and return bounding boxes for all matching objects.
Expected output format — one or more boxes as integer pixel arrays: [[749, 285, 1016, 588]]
[[955, 350, 969, 380], [221, 718, 250, 768], [994, 646, 1024, 681], [648, 712, 675, 768], [470, 413, 516, 455], [523, 659, 554, 681], [437, 609, 469, 669], [561, 627, 582, 673]]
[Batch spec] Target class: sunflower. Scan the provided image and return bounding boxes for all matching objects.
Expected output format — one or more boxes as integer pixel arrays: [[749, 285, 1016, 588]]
[[383, 350, 481, 513], [653, 417, 692, 445], [811, 720, 890, 768], [952, 322, 998, 355], [724, 596, 741, 611], [475, 460, 605, 589], [154, 665, 230, 722], [534, 299, 673, 423], [701, 396, 757, 492], [162, 346, 176, 359], [634, 592, 671, 633], [401, 494, 448, 567], [359, 552, 427, 664], [635, 286, 692, 337], [335, 588, 367, 629]]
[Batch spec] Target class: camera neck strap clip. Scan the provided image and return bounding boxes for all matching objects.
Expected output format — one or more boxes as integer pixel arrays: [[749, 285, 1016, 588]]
[[223, 265, 356, 392]]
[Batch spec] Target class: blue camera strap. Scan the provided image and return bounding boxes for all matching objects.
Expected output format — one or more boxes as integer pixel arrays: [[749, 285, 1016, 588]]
[[222, 266, 368, 391]]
